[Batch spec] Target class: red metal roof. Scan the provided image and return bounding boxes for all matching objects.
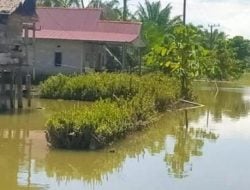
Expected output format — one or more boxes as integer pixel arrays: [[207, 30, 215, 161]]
[[35, 7, 142, 43]]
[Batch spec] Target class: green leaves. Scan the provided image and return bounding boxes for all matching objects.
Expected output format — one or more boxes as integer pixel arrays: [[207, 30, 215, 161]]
[[144, 23, 246, 97], [145, 24, 205, 98]]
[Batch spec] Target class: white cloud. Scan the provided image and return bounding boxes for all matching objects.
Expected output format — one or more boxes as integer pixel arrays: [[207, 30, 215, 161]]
[[124, 0, 250, 39]]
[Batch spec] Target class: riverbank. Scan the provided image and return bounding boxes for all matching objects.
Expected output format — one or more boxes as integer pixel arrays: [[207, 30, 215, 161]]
[[42, 73, 182, 149]]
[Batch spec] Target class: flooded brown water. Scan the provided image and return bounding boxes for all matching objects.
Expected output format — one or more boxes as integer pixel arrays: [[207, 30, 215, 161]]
[[1, 84, 250, 190]]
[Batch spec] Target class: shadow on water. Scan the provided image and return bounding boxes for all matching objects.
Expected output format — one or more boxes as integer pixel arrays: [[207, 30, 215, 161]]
[[1, 85, 250, 189]]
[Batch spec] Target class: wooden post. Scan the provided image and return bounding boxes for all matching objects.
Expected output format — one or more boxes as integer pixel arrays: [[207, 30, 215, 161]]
[[26, 74, 31, 107], [1, 71, 7, 110], [0, 71, 3, 110], [10, 70, 15, 109], [32, 22, 36, 80], [103, 45, 107, 69], [80, 42, 84, 73], [24, 26, 29, 66], [122, 44, 127, 71], [185, 110, 188, 128], [17, 68, 23, 109]]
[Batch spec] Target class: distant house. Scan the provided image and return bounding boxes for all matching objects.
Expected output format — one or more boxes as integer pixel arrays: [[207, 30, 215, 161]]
[[30, 8, 143, 76]]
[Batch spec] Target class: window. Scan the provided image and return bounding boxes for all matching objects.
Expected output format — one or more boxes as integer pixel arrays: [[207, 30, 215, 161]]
[[54, 52, 62, 67]]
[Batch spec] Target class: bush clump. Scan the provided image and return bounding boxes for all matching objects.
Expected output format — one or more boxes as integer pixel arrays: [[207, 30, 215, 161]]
[[40, 73, 180, 103], [46, 100, 131, 149], [44, 73, 180, 149], [40, 73, 140, 101]]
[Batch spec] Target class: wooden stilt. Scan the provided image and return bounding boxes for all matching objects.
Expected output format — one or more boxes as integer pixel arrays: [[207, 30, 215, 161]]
[[0, 72, 3, 110], [122, 44, 127, 71], [17, 68, 23, 109], [32, 22, 36, 81], [1, 71, 7, 110], [26, 74, 31, 107], [10, 70, 15, 109], [185, 110, 188, 128]]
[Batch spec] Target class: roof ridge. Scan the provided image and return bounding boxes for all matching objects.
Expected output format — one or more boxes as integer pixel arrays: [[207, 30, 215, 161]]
[[99, 20, 142, 25]]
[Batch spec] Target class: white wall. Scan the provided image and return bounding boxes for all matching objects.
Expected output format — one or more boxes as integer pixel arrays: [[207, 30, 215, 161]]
[[30, 39, 82, 75], [28, 39, 106, 76]]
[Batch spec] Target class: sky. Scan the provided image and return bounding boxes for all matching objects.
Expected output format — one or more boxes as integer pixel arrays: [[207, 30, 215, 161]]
[[121, 0, 250, 39]]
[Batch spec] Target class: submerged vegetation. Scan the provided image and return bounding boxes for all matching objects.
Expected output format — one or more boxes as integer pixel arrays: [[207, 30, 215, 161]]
[[44, 73, 180, 149]]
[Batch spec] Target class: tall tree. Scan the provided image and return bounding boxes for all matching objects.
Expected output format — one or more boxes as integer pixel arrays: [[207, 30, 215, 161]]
[[123, 0, 127, 21], [229, 36, 250, 67], [88, 0, 122, 20], [137, 0, 180, 28], [198, 27, 245, 80], [145, 24, 206, 99], [37, 0, 81, 7]]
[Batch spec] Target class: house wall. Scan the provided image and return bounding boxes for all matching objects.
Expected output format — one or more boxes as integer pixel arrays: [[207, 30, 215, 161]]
[[30, 39, 106, 76], [30, 39, 82, 75], [0, 13, 25, 65]]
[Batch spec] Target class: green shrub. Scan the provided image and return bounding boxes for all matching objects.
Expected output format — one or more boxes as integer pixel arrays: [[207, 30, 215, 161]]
[[40, 73, 140, 101], [40, 74, 70, 99], [46, 100, 134, 149], [44, 73, 181, 149], [40, 73, 180, 105]]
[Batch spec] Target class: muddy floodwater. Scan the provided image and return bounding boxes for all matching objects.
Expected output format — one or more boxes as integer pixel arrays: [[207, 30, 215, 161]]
[[1, 83, 250, 190]]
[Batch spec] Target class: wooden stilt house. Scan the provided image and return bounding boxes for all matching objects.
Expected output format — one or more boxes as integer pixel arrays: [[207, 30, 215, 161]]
[[0, 0, 37, 111]]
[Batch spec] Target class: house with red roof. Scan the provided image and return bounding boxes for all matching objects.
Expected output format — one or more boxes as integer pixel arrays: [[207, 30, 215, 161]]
[[30, 7, 144, 75]]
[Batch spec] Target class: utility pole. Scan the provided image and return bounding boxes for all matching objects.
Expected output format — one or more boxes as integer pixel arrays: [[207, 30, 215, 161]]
[[80, 0, 84, 8], [208, 24, 220, 49], [183, 0, 186, 24], [123, 0, 127, 21]]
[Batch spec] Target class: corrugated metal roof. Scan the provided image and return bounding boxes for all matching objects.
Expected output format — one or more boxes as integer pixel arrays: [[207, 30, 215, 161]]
[[35, 30, 138, 43], [97, 20, 141, 35], [35, 7, 141, 44], [37, 8, 102, 31]]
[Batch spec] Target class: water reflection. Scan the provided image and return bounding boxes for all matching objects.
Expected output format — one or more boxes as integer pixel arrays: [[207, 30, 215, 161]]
[[198, 86, 250, 121], [1, 86, 250, 189], [0, 99, 86, 190], [165, 125, 218, 178], [44, 110, 218, 183], [0, 128, 47, 189]]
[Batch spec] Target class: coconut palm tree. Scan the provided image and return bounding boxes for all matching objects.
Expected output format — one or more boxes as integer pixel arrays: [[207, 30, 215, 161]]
[[137, 0, 181, 28], [88, 0, 122, 20], [37, 0, 82, 7]]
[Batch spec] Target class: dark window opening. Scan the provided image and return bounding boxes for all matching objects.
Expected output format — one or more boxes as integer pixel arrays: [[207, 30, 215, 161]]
[[0, 14, 8, 24], [55, 52, 62, 67]]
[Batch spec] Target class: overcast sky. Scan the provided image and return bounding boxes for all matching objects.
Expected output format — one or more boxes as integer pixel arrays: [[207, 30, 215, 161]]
[[121, 0, 250, 39]]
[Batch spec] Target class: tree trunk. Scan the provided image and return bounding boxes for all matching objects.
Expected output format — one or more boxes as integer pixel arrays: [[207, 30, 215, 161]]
[[123, 0, 127, 21]]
